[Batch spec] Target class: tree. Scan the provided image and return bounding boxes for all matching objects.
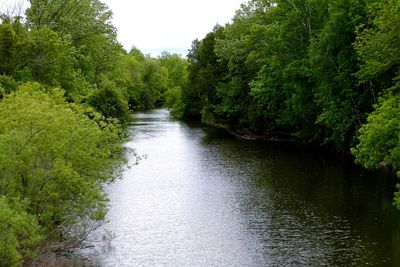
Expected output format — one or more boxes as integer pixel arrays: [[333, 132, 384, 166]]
[[310, 0, 370, 148], [0, 21, 17, 76], [159, 52, 188, 118], [0, 18, 92, 100], [0, 82, 124, 251], [18, 28, 74, 86], [184, 25, 228, 121], [88, 79, 129, 123], [27, 0, 121, 85], [111, 53, 145, 109], [27, 0, 116, 47], [159, 52, 188, 90], [139, 57, 168, 109]]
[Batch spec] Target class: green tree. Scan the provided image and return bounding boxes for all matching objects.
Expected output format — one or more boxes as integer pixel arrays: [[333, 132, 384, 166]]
[[88, 78, 129, 122], [159, 52, 188, 118], [355, 0, 400, 87], [27, 0, 116, 47], [159, 52, 188, 89], [139, 57, 168, 109], [212, 0, 327, 136], [18, 28, 74, 86], [0, 22, 17, 76], [112, 53, 145, 109], [0, 82, 124, 249], [184, 25, 228, 121], [0, 18, 92, 100], [27, 0, 121, 85], [310, 0, 369, 148]]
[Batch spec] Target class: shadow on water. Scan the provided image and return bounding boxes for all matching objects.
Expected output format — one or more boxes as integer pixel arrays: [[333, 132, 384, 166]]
[[182, 114, 400, 266], [84, 109, 400, 267]]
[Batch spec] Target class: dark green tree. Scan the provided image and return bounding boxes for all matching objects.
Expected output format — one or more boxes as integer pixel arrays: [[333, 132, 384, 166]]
[[310, 0, 370, 149], [0, 21, 17, 76]]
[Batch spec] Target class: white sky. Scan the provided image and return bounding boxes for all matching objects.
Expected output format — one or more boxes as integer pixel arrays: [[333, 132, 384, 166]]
[[102, 0, 245, 56], [1, 0, 245, 57]]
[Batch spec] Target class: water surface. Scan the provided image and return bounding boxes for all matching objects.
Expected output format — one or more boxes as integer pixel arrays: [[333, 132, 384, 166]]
[[88, 109, 400, 266]]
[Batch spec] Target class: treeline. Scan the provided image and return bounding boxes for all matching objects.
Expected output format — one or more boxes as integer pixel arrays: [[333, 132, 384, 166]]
[[0, 0, 186, 265], [166, 0, 400, 206]]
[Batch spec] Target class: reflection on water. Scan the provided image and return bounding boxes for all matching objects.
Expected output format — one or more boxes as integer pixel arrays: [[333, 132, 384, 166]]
[[87, 109, 400, 266]]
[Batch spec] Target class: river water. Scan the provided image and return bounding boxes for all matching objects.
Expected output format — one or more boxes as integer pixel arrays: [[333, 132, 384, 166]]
[[87, 109, 400, 266]]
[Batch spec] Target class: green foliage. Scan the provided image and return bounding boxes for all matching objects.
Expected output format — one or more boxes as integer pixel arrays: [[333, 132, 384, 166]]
[[19, 28, 77, 88], [0, 75, 17, 96], [355, 0, 400, 84], [27, 0, 117, 47], [165, 86, 185, 119], [88, 80, 129, 123], [0, 82, 124, 246], [129, 46, 145, 61], [352, 91, 400, 170], [310, 0, 369, 148], [0, 197, 41, 267], [111, 53, 144, 108], [0, 18, 93, 100], [26, 0, 123, 96], [184, 26, 228, 120], [184, 0, 329, 133], [0, 22, 17, 75], [159, 52, 188, 90], [182, 0, 397, 144], [140, 57, 168, 109], [159, 52, 188, 118]]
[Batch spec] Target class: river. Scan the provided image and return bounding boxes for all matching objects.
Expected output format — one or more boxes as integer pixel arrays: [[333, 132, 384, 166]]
[[86, 109, 400, 266]]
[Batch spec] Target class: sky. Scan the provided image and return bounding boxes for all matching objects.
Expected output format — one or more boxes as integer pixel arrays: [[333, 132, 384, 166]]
[[1, 0, 246, 57], [101, 0, 245, 56]]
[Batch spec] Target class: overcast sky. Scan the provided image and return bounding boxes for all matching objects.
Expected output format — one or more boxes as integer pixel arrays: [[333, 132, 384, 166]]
[[101, 0, 245, 56], [1, 0, 245, 57]]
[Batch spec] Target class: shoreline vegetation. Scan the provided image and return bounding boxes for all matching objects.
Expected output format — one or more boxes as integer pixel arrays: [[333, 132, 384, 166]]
[[0, 0, 399, 266]]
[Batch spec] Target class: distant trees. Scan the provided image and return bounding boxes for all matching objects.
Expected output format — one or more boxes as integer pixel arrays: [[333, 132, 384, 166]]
[[160, 52, 189, 118]]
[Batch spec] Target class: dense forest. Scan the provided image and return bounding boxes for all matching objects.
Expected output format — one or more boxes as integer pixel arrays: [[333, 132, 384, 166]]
[[166, 0, 400, 208], [0, 0, 188, 265]]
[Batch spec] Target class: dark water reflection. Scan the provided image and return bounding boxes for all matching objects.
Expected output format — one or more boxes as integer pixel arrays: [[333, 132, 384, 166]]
[[88, 109, 400, 266]]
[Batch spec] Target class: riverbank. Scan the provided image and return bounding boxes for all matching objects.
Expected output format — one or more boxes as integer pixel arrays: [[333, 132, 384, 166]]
[[200, 115, 296, 141]]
